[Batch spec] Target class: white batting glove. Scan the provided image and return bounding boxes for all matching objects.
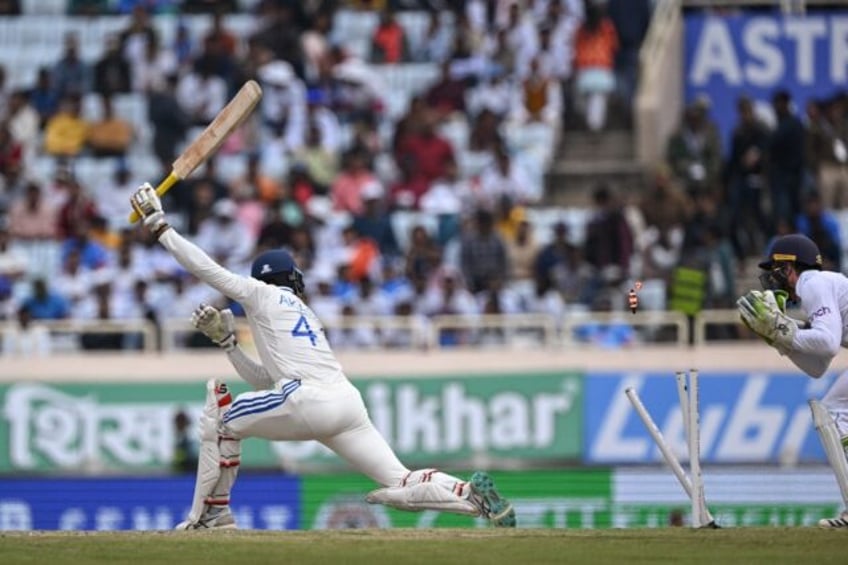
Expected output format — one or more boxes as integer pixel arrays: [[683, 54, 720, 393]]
[[191, 303, 236, 351], [130, 182, 170, 237]]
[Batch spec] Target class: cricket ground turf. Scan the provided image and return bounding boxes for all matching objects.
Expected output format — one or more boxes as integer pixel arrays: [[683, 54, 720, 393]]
[[1, 527, 845, 565]]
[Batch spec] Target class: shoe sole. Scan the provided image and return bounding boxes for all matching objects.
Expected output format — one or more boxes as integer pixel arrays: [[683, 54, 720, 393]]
[[470, 472, 516, 528]]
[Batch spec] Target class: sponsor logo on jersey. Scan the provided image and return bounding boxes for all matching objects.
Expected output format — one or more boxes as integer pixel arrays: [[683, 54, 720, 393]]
[[808, 306, 831, 323]]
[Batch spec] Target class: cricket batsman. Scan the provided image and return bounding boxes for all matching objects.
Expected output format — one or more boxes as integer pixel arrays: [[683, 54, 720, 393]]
[[737, 233, 848, 528], [130, 183, 516, 530]]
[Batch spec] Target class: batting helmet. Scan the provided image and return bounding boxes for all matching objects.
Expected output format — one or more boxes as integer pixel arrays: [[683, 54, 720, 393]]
[[758, 234, 823, 270], [250, 249, 305, 296]]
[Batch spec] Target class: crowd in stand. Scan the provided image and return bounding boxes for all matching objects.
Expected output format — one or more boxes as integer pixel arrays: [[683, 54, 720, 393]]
[[0, 0, 843, 355]]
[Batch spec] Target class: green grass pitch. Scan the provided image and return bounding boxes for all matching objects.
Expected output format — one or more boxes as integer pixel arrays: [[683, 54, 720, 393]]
[[1, 528, 846, 565]]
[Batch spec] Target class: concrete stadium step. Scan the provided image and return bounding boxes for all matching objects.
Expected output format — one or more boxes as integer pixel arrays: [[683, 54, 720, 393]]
[[559, 130, 636, 161], [544, 159, 645, 207]]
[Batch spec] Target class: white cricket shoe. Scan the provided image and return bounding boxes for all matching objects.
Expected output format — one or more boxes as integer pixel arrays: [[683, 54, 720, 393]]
[[818, 510, 848, 529], [175, 507, 237, 530]]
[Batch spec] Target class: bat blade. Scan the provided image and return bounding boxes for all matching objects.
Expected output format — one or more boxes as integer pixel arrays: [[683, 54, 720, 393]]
[[129, 80, 263, 223]]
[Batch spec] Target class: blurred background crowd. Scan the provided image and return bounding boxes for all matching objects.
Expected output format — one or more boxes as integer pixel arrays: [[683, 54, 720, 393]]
[[0, 0, 845, 354]]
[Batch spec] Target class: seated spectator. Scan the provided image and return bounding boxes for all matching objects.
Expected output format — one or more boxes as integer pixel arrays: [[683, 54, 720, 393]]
[[422, 268, 478, 346], [573, 3, 619, 132], [460, 209, 509, 294], [194, 199, 255, 269], [477, 277, 521, 316], [396, 114, 455, 189], [56, 177, 100, 239], [2, 306, 51, 358], [7, 181, 57, 240], [61, 221, 110, 271], [420, 158, 466, 245], [87, 94, 135, 157], [392, 95, 428, 157], [412, 11, 453, 64], [29, 67, 59, 127], [370, 9, 407, 64], [77, 277, 141, 350], [6, 90, 40, 164], [52, 33, 90, 98], [425, 62, 467, 121], [339, 225, 381, 283], [405, 225, 442, 285], [505, 218, 539, 291], [301, 11, 332, 81], [22, 279, 70, 320], [510, 56, 562, 127], [478, 146, 538, 207], [331, 59, 386, 124], [378, 257, 413, 310], [293, 122, 339, 192], [257, 59, 307, 140], [132, 31, 177, 93], [91, 162, 139, 231], [0, 123, 23, 187], [466, 71, 513, 120], [389, 156, 430, 211], [231, 152, 282, 206], [149, 73, 191, 173], [523, 273, 566, 329], [54, 247, 93, 313], [352, 183, 399, 259], [483, 28, 517, 78], [177, 55, 227, 126], [43, 94, 89, 157], [331, 149, 382, 215], [468, 108, 505, 153], [93, 35, 132, 96], [0, 226, 26, 316]]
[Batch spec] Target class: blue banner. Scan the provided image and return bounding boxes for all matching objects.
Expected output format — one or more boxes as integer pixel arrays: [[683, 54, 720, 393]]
[[584, 371, 836, 464], [685, 10, 848, 149], [0, 474, 300, 531]]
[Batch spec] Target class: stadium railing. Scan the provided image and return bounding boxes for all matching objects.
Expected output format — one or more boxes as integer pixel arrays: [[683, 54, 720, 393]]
[[1, 309, 754, 354], [0, 318, 158, 353]]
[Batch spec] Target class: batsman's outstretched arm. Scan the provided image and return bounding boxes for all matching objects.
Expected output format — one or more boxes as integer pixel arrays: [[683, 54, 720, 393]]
[[226, 347, 275, 390], [131, 183, 261, 306]]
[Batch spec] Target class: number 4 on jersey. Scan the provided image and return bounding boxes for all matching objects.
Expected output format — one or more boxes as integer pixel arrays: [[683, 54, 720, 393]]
[[292, 315, 318, 346]]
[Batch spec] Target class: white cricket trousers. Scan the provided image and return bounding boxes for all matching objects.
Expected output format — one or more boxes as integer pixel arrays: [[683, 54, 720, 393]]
[[219, 378, 460, 489], [823, 371, 848, 438]]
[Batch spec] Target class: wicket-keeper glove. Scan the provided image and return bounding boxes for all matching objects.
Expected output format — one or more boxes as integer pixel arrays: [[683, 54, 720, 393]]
[[737, 289, 797, 350]]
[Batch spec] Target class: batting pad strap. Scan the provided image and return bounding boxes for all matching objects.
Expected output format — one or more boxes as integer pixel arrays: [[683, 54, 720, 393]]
[[220, 458, 240, 468], [204, 497, 230, 506], [365, 484, 480, 517]]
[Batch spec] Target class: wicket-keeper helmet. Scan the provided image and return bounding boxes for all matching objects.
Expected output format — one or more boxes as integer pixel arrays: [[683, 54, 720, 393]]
[[758, 234, 822, 291], [251, 249, 305, 297]]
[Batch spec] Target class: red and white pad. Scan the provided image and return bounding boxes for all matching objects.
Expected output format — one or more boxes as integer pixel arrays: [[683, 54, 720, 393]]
[[180, 379, 241, 528]]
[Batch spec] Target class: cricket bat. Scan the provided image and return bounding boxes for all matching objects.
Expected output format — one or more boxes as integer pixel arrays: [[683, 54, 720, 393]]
[[129, 79, 263, 223]]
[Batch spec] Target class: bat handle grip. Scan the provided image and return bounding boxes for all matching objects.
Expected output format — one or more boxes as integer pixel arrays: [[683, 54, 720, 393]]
[[128, 173, 180, 223]]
